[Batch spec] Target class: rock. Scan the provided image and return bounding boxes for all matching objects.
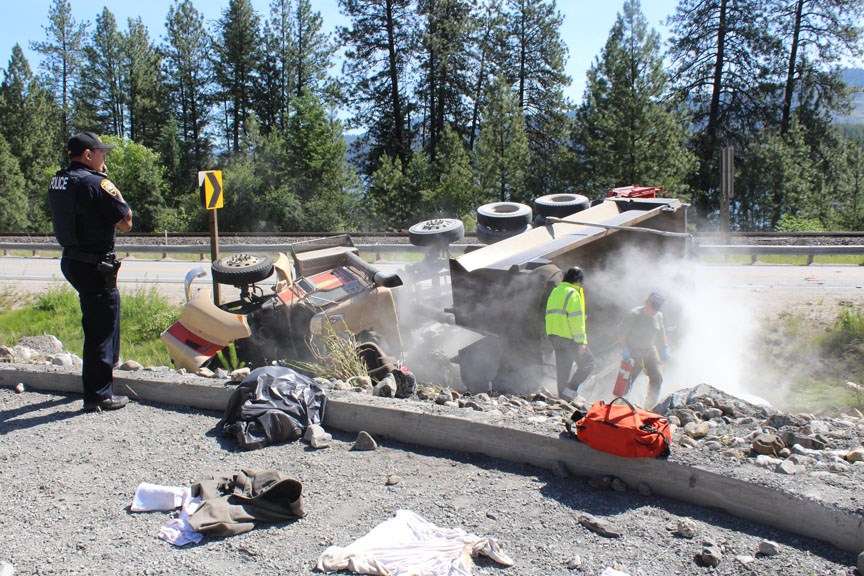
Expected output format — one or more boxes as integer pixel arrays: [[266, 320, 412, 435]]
[[416, 386, 437, 401], [393, 369, 417, 398], [684, 422, 710, 439], [119, 360, 143, 371], [347, 375, 372, 391], [677, 436, 698, 448], [230, 367, 251, 382], [674, 518, 698, 539], [611, 478, 627, 492], [858, 550, 864, 574], [460, 400, 483, 411], [588, 476, 613, 490], [672, 408, 699, 425], [385, 475, 401, 486], [699, 541, 723, 567], [353, 431, 378, 451], [303, 424, 332, 449], [0, 346, 13, 363], [781, 431, 827, 451], [829, 462, 851, 473], [373, 373, 397, 398], [775, 460, 804, 475], [755, 455, 783, 467], [51, 353, 74, 368], [637, 482, 652, 497], [435, 390, 454, 404], [196, 367, 215, 378], [14, 383, 24, 394], [566, 555, 582, 569], [599, 568, 630, 576], [764, 413, 805, 428], [735, 555, 756, 565], [751, 432, 785, 456], [578, 515, 621, 538], [18, 335, 63, 355], [330, 379, 351, 391], [553, 461, 570, 479], [758, 540, 780, 556], [845, 447, 864, 463], [0, 560, 13, 576], [703, 407, 724, 420]]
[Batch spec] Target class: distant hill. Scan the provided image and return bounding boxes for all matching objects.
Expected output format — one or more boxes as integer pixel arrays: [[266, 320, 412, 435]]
[[837, 68, 864, 124]]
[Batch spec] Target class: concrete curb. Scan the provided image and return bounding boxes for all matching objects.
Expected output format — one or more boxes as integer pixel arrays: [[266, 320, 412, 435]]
[[2, 364, 862, 554]]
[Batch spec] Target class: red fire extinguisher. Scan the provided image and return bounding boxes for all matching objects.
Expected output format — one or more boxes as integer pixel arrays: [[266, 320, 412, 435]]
[[613, 358, 633, 397]]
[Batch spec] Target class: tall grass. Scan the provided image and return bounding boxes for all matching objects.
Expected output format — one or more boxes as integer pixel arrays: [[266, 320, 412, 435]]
[[0, 284, 179, 366], [776, 305, 864, 413]]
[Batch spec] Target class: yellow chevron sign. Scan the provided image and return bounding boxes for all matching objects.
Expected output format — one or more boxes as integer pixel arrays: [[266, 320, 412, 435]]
[[198, 170, 223, 210]]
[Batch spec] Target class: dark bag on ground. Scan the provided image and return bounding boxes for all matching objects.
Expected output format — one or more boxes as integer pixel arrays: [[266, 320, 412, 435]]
[[569, 397, 671, 458], [221, 366, 327, 450]]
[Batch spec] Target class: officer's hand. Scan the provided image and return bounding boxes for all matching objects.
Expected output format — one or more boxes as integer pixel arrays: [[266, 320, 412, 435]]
[[661, 346, 671, 362], [578, 344, 587, 355], [622, 347, 631, 361]]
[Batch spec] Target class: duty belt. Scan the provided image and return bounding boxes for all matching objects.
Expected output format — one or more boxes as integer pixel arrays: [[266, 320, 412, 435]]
[[62, 247, 115, 265]]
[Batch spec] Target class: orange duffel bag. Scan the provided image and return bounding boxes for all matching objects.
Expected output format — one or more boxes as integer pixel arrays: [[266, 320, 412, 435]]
[[569, 397, 671, 458]]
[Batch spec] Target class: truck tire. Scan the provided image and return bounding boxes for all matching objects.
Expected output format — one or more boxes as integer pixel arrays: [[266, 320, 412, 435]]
[[476, 222, 531, 245], [476, 202, 532, 230], [408, 218, 465, 247], [211, 253, 274, 286], [533, 194, 590, 218]]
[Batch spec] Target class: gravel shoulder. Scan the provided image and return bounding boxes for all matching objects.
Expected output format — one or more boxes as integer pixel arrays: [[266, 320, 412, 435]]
[[0, 376, 859, 576]]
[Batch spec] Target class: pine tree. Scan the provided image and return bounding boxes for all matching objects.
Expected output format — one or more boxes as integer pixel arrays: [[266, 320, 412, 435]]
[[101, 136, 167, 233], [285, 89, 358, 231], [339, 0, 417, 173], [667, 0, 775, 216], [123, 17, 166, 148], [572, 0, 695, 198], [770, 0, 864, 134], [499, 0, 571, 198], [427, 124, 478, 219], [416, 0, 474, 157], [30, 0, 89, 137], [163, 0, 213, 179], [0, 134, 29, 233], [475, 77, 529, 203], [75, 8, 124, 136], [0, 44, 62, 232], [214, 0, 262, 153]]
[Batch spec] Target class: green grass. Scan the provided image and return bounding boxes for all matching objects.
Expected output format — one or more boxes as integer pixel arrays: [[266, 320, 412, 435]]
[[697, 253, 864, 265], [766, 305, 864, 414], [0, 284, 179, 367]]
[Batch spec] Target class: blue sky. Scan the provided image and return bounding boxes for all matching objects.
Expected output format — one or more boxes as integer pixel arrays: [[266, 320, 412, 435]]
[[0, 0, 680, 103]]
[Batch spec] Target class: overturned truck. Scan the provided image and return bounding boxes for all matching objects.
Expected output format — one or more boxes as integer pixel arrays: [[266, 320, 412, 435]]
[[445, 195, 690, 393]]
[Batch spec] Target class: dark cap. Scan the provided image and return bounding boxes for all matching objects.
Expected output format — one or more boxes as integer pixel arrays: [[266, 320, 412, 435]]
[[647, 292, 665, 310], [66, 132, 116, 156]]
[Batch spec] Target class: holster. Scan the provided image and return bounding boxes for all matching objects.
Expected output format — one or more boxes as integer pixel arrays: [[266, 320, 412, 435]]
[[97, 259, 121, 290]]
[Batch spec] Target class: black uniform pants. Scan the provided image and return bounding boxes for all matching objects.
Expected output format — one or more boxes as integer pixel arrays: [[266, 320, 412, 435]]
[[61, 258, 121, 403], [549, 335, 595, 397], [626, 348, 663, 408]]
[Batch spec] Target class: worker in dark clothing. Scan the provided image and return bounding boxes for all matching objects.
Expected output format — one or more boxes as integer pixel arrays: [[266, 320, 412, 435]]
[[619, 292, 670, 408], [48, 132, 133, 412], [545, 266, 594, 400]]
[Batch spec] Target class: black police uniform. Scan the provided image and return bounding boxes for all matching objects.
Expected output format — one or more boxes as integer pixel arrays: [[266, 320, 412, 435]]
[[48, 161, 130, 406]]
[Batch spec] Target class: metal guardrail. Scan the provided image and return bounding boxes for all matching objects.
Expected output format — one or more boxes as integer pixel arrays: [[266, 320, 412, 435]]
[[1, 241, 863, 264]]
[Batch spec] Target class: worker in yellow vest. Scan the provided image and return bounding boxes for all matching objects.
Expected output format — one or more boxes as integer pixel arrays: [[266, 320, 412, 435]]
[[545, 266, 594, 400]]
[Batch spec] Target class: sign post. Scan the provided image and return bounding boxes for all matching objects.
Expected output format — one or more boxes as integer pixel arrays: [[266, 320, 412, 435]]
[[720, 147, 734, 244], [198, 170, 223, 305]]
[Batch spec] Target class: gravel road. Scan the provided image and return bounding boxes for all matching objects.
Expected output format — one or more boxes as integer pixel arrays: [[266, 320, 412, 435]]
[[0, 375, 859, 576]]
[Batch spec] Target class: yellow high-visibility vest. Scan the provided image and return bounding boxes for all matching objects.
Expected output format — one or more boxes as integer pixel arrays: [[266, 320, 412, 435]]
[[545, 282, 587, 343]]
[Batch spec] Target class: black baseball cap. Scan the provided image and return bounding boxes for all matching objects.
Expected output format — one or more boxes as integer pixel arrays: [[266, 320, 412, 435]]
[[647, 292, 665, 310], [66, 132, 116, 156]]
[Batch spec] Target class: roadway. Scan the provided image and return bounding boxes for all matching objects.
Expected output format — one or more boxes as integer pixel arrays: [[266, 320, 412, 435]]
[[1, 255, 862, 304]]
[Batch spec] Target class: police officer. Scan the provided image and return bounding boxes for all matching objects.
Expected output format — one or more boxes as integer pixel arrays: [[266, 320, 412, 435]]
[[48, 132, 133, 412], [545, 266, 595, 400]]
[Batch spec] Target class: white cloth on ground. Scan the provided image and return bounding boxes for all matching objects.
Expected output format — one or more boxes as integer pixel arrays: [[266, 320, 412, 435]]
[[131, 482, 191, 512], [157, 494, 203, 547], [316, 509, 514, 576]]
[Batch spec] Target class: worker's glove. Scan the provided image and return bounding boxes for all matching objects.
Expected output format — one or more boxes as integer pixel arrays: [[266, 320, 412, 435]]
[[621, 347, 631, 361], [661, 346, 671, 362]]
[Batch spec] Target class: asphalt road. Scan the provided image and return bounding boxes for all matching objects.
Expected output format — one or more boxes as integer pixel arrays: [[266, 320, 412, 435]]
[[1, 255, 861, 299]]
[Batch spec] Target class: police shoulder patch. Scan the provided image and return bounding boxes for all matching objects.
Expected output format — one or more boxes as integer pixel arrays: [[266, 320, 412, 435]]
[[100, 178, 119, 197]]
